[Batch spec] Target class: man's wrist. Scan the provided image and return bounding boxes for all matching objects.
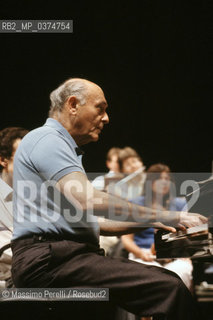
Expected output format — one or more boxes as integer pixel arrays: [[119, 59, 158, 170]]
[[155, 210, 180, 227]]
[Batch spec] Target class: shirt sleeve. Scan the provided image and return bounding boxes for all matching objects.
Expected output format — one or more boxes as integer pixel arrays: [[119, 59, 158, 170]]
[[29, 133, 84, 181]]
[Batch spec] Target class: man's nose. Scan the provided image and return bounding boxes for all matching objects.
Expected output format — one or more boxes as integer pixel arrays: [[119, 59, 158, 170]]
[[102, 112, 109, 124]]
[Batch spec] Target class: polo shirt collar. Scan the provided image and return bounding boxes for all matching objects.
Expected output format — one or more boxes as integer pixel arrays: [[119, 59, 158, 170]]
[[44, 118, 84, 157]]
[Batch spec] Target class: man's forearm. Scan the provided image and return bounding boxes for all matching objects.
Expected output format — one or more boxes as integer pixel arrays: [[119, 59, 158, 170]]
[[98, 217, 148, 236], [93, 188, 180, 227], [57, 172, 206, 229]]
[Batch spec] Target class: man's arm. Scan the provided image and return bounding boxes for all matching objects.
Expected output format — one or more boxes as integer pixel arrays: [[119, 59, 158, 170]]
[[98, 218, 150, 236], [98, 217, 180, 235], [56, 171, 207, 232]]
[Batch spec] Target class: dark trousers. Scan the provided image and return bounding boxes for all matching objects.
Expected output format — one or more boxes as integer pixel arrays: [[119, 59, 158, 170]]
[[11, 238, 200, 320]]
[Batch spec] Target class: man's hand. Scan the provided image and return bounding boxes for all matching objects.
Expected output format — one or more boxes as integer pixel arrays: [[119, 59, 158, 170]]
[[153, 222, 176, 233], [179, 212, 208, 229], [153, 212, 208, 233]]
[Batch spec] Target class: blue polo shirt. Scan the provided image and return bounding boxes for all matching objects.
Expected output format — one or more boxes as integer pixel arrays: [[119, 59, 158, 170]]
[[13, 118, 100, 245]]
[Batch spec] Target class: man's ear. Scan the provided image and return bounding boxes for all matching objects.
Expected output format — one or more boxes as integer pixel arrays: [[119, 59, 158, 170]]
[[0, 156, 8, 169], [66, 96, 79, 115]]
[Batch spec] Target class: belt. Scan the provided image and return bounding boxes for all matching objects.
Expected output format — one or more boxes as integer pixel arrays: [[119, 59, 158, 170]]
[[11, 234, 69, 246], [11, 235, 105, 256]]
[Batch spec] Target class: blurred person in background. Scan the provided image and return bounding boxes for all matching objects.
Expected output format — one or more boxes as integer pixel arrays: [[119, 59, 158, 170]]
[[97, 147, 144, 254], [92, 147, 123, 254], [118, 147, 144, 174], [0, 127, 28, 287], [122, 163, 193, 290], [92, 147, 122, 191], [115, 147, 145, 200]]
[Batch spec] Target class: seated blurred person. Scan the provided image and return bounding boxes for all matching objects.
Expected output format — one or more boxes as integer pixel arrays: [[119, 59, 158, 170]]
[[92, 147, 122, 191], [101, 147, 145, 255], [115, 147, 145, 199], [0, 127, 28, 287], [92, 147, 123, 254], [121, 163, 193, 290]]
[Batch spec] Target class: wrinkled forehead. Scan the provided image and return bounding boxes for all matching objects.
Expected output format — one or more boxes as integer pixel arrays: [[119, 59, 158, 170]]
[[86, 82, 107, 105]]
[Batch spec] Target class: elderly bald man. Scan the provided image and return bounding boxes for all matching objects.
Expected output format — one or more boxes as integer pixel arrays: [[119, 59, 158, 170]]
[[12, 78, 206, 320]]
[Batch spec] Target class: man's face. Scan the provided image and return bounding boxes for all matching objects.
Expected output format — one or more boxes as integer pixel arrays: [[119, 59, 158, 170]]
[[72, 84, 109, 145]]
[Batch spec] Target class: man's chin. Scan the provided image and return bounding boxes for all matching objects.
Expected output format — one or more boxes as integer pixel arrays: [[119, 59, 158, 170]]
[[92, 135, 99, 142], [79, 135, 99, 145], [86, 134, 99, 144]]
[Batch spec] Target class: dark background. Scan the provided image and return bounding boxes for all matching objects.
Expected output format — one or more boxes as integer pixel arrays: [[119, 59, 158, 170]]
[[0, 0, 212, 173]]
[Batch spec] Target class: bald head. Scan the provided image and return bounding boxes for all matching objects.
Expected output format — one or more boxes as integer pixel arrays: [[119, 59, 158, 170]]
[[48, 78, 108, 145], [49, 78, 102, 117]]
